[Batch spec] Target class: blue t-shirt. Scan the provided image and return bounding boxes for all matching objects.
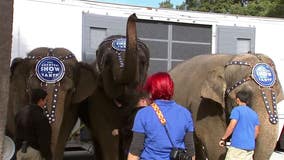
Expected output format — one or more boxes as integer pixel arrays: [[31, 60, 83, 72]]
[[132, 99, 194, 160], [230, 105, 260, 150]]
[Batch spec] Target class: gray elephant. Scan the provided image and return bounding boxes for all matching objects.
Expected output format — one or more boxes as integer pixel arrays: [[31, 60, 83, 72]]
[[6, 47, 96, 159], [169, 53, 284, 160], [79, 14, 150, 160]]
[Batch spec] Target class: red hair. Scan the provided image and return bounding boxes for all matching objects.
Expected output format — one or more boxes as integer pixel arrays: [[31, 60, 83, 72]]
[[144, 72, 174, 100]]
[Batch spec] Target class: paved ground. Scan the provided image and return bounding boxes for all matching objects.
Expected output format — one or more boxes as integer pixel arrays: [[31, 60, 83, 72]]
[[63, 151, 284, 160], [63, 140, 284, 160], [270, 151, 284, 160], [64, 141, 94, 160]]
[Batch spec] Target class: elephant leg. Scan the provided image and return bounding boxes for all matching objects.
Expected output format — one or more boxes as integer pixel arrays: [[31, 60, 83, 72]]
[[92, 138, 103, 160], [194, 135, 208, 160], [99, 131, 119, 160], [89, 121, 119, 160], [87, 93, 121, 160], [195, 117, 227, 160], [6, 104, 15, 138], [195, 100, 227, 160]]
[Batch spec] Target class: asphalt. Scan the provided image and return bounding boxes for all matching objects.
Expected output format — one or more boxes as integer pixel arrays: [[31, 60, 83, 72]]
[[63, 140, 284, 160], [270, 151, 284, 160], [64, 140, 94, 160]]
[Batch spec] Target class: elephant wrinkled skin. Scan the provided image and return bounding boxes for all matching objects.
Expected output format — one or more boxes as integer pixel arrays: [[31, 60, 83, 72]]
[[169, 53, 284, 160], [6, 47, 96, 160], [79, 14, 150, 160]]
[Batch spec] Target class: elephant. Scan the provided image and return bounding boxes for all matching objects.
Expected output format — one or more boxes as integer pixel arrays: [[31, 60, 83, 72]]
[[79, 14, 150, 160], [169, 53, 284, 160], [6, 47, 96, 159]]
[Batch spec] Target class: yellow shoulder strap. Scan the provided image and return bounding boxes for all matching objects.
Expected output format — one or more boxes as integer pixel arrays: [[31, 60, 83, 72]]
[[151, 103, 166, 125]]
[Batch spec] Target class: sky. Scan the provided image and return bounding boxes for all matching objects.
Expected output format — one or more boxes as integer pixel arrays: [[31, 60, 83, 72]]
[[95, 0, 185, 8]]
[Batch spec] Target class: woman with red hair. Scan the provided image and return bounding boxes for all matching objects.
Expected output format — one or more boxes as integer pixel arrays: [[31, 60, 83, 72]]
[[128, 72, 195, 160]]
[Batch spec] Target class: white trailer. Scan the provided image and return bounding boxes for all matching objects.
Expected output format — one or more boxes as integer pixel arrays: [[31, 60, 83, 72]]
[[13, 0, 284, 82], [12, 0, 284, 148]]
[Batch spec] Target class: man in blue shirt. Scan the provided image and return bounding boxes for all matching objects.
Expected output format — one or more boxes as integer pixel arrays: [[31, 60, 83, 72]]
[[219, 90, 260, 160]]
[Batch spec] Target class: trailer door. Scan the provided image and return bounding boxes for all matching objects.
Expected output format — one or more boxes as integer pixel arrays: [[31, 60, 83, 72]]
[[82, 13, 212, 74], [216, 25, 255, 54]]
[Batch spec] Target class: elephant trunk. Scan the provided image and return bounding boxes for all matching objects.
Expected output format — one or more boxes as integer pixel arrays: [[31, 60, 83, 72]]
[[116, 14, 138, 84], [254, 121, 278, 160], [46, 86, 78, 160], [252, 90, 279, 160]]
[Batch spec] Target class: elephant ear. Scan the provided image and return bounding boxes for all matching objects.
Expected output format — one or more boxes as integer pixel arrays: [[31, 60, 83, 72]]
[[7, 58, 28, 136], [10, 58, 28, 98], [10, 57, 24, 75], [201, 66, 227, 108], [72, 62, 97, 103]]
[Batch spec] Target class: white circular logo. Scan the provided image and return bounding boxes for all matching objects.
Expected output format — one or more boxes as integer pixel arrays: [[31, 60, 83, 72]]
[[252, 63, 276, 87], [35, 56, 65, 83], [112, 38, 126, 52]]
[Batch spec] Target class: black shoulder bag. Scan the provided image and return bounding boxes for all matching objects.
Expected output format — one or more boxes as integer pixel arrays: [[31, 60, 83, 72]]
[[151, 103, 192, 160]]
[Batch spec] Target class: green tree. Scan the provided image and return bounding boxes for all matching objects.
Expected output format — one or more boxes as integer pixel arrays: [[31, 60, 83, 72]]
[[175, 0, 283, 17], [159, 0, 174, 8], [176, 1, 188, 10], [267, 0, 284, 18]]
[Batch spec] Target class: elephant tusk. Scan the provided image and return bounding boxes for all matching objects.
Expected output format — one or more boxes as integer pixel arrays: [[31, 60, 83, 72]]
[[114, 99, 122, 108]]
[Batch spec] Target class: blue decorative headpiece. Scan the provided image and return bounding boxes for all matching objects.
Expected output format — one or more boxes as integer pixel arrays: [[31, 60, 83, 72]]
[[112, 38, 126, 52]]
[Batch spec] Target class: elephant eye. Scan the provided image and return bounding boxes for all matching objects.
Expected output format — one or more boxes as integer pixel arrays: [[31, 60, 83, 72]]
[[140, 60, 146, 66], [64, 66, 73, 78], [139, 56, 147, 66], [104, 55, 111, 65]]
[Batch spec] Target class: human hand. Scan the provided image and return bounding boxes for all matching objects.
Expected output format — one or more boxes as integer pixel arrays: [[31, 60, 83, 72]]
[[137, 98, 149, 107], [127, 152, 140, 160], [219, 139, 226, 147], [112, 129, 119, 136]]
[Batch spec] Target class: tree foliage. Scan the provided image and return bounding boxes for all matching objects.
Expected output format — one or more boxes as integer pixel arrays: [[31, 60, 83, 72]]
[[173, 0, 284, 18], [266, 0, 284, 18], [159, 0, 174, 8]]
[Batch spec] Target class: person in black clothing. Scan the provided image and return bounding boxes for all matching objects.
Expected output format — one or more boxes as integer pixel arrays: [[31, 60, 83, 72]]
[[15, 88, 52, 160], [112, 91, 149, 160]]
